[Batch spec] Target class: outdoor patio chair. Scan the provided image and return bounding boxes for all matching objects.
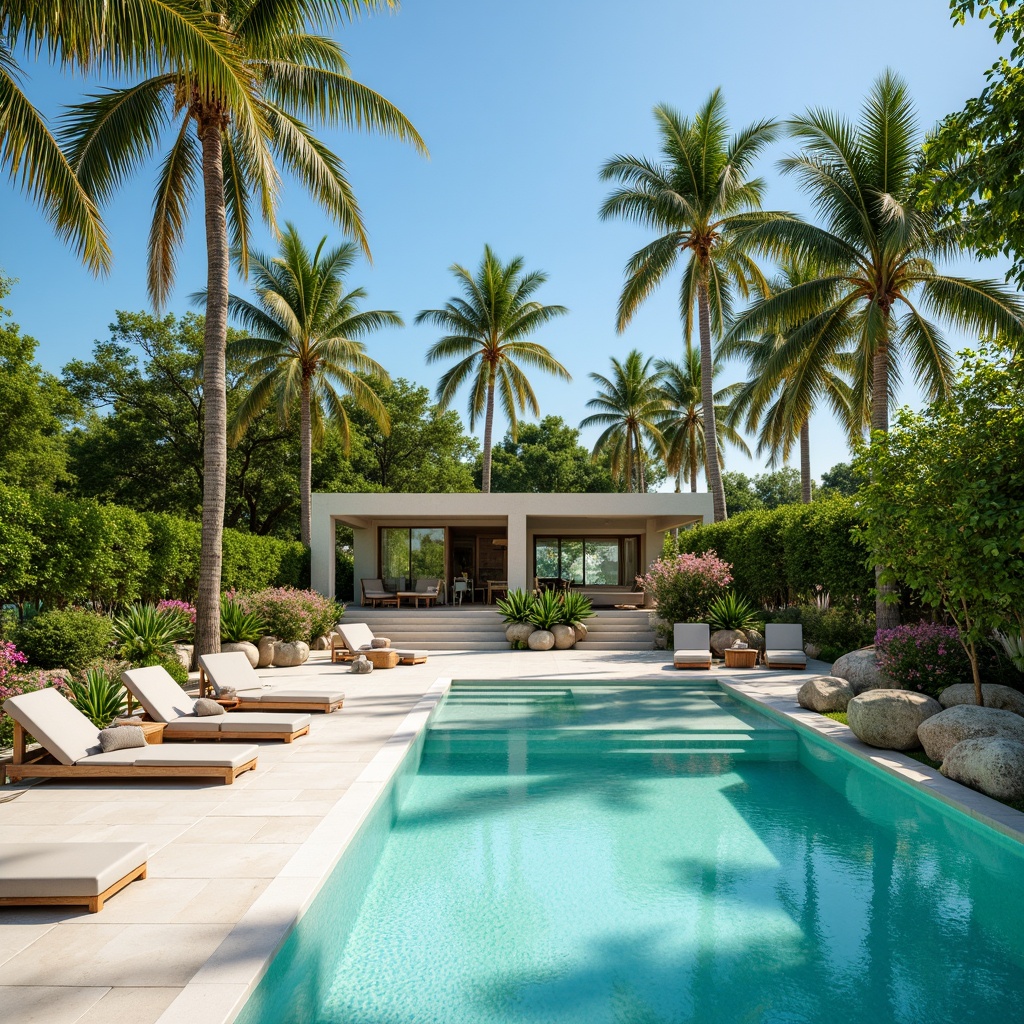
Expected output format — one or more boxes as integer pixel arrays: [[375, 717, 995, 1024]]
[[333, 623, 428, 665], [121, 666, 311, 743], [198, 653, 345, 713], [0, 842, 148, 913], [673, 623, 713, 670], [361, 578, 398, 608], [1, 688, 258, 786], [764, 624, 808, 670], [396, 578, 442, 608]]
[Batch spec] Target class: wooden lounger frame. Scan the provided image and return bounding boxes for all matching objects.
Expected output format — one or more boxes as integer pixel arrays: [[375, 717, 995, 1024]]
[[159, 722, 310, 743], [197, 667, 344, 713], [673, 661, 712, 670], [2, 723, 258, 786], [0, 862, 148, 913], [765, 658, 807, 670]]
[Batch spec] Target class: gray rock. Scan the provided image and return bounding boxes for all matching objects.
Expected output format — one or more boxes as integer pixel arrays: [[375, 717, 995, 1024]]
[[551, 624, 576, 650], [710, 629, 746, 657], [847, 689, 942, 750], [572, 622, 589, 643], [939, 683, 1024, 718], [941, 737, 1024, 802], [804, 642, 822, 661], [349, 654, 373, 674], [257, 636, 277, 669], [917, 704, 1024, 763], [505, 623, 535, 645], [272, 640, 310, 667], [172, 643, 193, 671], [797, 675, 855, 713], [527, 629, 555, 651], [221, 641, 258, 668], [831, 647, 897, 694]]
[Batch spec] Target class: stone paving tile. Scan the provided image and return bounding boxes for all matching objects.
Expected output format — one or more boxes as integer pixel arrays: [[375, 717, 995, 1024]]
[[0, 985, 109, 1024], [75, 986, 181, 1024], [0, 923, 56, 968], [175, 816, 268, 845], [148, 843, 299, 880]]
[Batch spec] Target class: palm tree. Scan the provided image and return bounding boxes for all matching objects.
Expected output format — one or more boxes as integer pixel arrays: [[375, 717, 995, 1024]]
[[655, 349, 750, 493], [221, 225, 399, 545], [580, 350, 666, 493], [599, 91, 784, 520], [59, 0, 425, 656], [723, 260, 858, 503], [416, 246, 570, 493], [728, 71, 1024, 625]]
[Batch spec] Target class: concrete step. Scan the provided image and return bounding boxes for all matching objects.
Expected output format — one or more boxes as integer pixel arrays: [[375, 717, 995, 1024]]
[[573, 641, 656, 651]]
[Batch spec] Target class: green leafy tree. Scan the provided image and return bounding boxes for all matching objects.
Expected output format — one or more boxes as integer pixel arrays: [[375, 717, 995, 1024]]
[[856, 348, 1024, 704], [723, 259, 857, 503], [485, 416, 617, 493], [0, 275, 76, 489], [721, 472, 763, 516], [818, 462, 862, 498], [600, 92, 783, 519], [224, 226, 399, 544], [320, 378, 479, 493], [655, 348, 749, 492], [417, 245, 570, 492], [580, 350, 666, 493], [729, 71, 1024, 627], [754, 467, 805, 509], [923, 1, 1024, 290], [58, 0, 425, 656]]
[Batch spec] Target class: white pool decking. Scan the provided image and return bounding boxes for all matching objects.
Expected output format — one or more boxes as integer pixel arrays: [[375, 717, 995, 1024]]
[[1, 648, 1021, 1024]]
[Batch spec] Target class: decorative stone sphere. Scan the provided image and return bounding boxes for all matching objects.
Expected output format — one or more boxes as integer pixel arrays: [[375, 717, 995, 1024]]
[[710, 629, 746, 657], [527, 629, 555, 651], [257, 636, 277, 668], [221, 641, 258, 668], [572, 622, 588, 643], [273, 640, 310, 668], [506, 623, 536, 645], [551, 624, 576, 650]]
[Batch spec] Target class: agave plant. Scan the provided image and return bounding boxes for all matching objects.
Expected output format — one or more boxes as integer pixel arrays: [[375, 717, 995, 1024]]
[[220, 599, 268, 644], [529, 590, 564, 631], [65, 669, 126, 729], [112, 605, 183, 664], [995, 631, 1024, 674], [496, 589, 537, 624], [708, 592, 761, 632], [560, 591, 595, 627]]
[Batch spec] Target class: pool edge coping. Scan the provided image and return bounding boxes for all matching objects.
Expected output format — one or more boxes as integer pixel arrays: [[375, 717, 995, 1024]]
[[153, 676, 453, 1024], [719, 678, 1024, 844]]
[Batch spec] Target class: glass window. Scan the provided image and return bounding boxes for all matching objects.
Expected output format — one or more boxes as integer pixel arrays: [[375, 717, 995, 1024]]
[[560, 540, 584, 584], [535, 538, 559, 578], [532, 537, 637, 585], [585, 540, 619, 585], [380, 527, 446, 584], [381, 528, 410, 582]]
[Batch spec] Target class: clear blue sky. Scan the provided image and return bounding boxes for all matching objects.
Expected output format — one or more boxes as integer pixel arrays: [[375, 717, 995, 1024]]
[[0, 0, 1009, 485]]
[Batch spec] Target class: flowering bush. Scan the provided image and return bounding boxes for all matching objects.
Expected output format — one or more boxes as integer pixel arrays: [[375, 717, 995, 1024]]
[[875, 622, 972, 697], [638, 551, 733, 641], [236, 587, 340, 644], [156, 600, 196, 640], [0, 644, 68, 748]]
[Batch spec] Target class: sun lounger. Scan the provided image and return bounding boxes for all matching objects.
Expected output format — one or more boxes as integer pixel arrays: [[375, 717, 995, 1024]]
[[673, 623, 713, 670], [121, 666, 311, 743], [198, 652, 345, 713], [0, 842, 148, 913], [764, 623, 808, 670], [1, 688, 258, 785], [333, 623, 428, 665]]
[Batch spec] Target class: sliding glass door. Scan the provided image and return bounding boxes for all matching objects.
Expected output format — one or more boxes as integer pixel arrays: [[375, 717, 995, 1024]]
[[380, 527, 445, 585]]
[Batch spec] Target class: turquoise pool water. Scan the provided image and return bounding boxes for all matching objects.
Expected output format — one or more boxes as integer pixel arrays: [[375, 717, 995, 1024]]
[[238, 683, 1024, 1024]]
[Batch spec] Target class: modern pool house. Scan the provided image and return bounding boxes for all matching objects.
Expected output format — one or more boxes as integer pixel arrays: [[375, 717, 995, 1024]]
[[310, 491, 713, 606]]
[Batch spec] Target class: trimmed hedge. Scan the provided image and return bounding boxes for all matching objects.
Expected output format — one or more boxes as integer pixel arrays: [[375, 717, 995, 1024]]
[[675, 496, 872, 607], [0, 483, 310, 607]]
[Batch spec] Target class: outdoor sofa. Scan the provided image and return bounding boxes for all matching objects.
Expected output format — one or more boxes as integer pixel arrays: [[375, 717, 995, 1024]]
[[332, 623, 429, 665], [360, 578, 398, 608], [764, 623, 808, 670], [1, 688, 258, 785], [0, 842, 148, 913], [122, 665, 311, 742], [198, 652, 345, 713], [673, 623, 713, 670]]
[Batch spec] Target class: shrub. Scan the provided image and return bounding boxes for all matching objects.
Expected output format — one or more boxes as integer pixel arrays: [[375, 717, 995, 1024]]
[[497, 589, 536, 624], [236, 587, 339, 644], [142, 513, 201, 601], [708, 592, 760, 632], [529, 590, 563, 631], [65, 667, 127, 728], [765, 604, 876, 662], [638, 551, 732, 641], [561, 591, 595, 626], [17, 609, 114, 670], [156, 600, 196, 641], [112, 604, 186, 664], [875, 622, 972, 697], [220, 598, 268, 644]]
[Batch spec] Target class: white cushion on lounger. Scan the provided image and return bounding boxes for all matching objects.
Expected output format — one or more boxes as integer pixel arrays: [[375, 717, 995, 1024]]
[[674, 652, 713, 665], [220, 713, 309, 733], [245, 689, 344, 704], [76, 745, 258, 769], [199, 652, 264, 695], [0, 843, 147, 898], [121, 665, 196, 722], [765, 650, 807, 666], [337, 623, 374, 653], [2, 688, 101, 765], [395, 650, 428, 661], [162, 718, 224, 735]]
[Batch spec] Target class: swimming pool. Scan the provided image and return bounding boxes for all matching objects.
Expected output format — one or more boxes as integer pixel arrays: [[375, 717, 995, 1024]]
[[237, 681, 1024, 1023]]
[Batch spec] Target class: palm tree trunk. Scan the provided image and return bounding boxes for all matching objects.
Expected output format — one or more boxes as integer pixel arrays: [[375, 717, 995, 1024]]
[[299, 378, 312, 546], [690, 431, 698, 492], [697, 282, 726, 520], [800, 419, 812, 503], [872, 339, 900, 630], [480, 369, 496, 493], [194, 114, 229, 660]]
